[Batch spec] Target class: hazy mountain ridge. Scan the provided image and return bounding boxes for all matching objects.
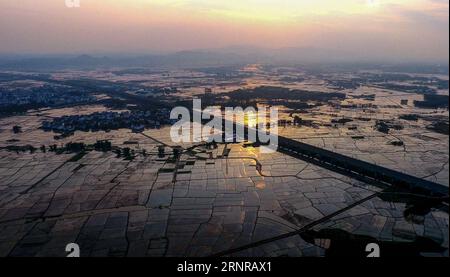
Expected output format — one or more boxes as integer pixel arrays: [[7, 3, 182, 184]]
[[0, 47, 448, 71]]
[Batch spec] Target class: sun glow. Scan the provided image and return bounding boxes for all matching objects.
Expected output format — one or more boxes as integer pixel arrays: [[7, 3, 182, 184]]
[[140, 0, 412, 22]]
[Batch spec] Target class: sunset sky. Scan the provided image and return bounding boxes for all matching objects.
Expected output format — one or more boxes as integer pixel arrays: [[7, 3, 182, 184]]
[[0, 0, 448, 61]]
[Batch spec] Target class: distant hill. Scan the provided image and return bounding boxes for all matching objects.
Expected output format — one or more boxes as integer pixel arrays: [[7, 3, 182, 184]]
[[0, 52, 252, 70], [0, 47, 448, 71]]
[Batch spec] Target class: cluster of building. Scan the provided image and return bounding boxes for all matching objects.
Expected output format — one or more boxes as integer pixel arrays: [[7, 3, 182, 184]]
[[278, 117, 315, 127], [375, 120, 404, 134], [135, 86, 178, 95], [42, 110, 171, 135], [0, 85, 95, 108]]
